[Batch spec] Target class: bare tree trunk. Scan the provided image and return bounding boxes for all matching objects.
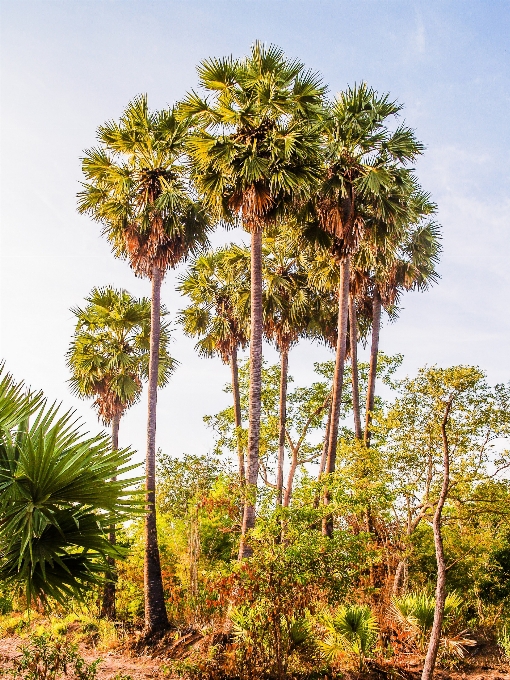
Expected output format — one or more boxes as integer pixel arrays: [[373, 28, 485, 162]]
[[323, 256, 350, 537], [239, 229, 263, 559], [283, 449, 298, 508], [349, 294, 362, 440], [230, 346, 245, 483], [276, 346, 289, 506], [318, 399, 332, 479], [101, 412, 120, 620], [364, 290, 382, 447], [421, 399, 453, 680], [144, 266, 169, 634], [392, 559, 407, 596]]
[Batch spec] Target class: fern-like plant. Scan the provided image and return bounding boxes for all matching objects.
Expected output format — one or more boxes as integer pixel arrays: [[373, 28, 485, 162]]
[[318, 605, 378, 671]]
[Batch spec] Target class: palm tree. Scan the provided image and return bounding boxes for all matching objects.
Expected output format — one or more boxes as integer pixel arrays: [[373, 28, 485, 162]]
[[78, 95, 211, 633], [0, 366, 140, 608], [178, 249, 249, 482], [67, 286, 175, 618], [305, 84, 424, 535], [356, 211, 442, 446], [182, 42, 325, 557]]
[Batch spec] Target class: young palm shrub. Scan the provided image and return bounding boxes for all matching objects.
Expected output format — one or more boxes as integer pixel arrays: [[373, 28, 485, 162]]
[[183, 42, 325, 556], [318, 604, 379, 671], [0, 368, 141, 607], [392, 591, 474, 658]]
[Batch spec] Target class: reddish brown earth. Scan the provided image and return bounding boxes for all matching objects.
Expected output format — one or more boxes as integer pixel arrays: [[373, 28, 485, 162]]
[[1, 633, 509, 679]]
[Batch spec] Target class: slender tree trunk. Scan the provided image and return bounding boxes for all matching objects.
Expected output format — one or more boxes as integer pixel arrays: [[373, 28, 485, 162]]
[[392, 559, 407, 597], [230, 346, 245, 483], [421, 400, 453, 680], [318, 399, 332, 479], [101, 412, 120, 620], [239, 229, 263, 559], [276, 346, 289, 506], [364, 290, 382, 447], [144, 266, 169, 634], [283, 452, 298, 508], [323, 256, 350, 537], [349, 294, 362, 440]]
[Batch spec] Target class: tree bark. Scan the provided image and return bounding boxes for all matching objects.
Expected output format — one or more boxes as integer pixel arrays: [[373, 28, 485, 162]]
[[322, 256, 350, 537], [276, 346, 289, 506], [392, 559, 407, 597], [421, 399, 453, 680], [349, 294, 362, 440], [101, 412, 120, 620], [318, 399, 332, 480], [230, 346, 245, 483], [239, 229, 263, 559], [364, 290, 382, 447], [144, 266, 169, 633]]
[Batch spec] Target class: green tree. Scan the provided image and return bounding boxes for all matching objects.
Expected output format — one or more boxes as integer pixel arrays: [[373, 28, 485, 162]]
[[305, 84, 424, 535], [0, 366, 140, 607], [78, 95, 211, 633], [67, 285, 175, 618], [178, 250, 249, 482], [183, 42, 325, 556]]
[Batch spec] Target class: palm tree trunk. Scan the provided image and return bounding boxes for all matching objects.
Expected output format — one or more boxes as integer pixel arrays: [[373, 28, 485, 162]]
[[421, 399, 453, 680], [144, 265, 169, 633], [101, 412, 120, 620], [239, 229, 263, 559], [364, 290, 382, 447], [276, 345, 289, 506], [283, 451, 298, 508], [322, 256, 350, 537], [349, 294, 362, 440], [318, 399, 332, 480], [230, 346, 245, 483]]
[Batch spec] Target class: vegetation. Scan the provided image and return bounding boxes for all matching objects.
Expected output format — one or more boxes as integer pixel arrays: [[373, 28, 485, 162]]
[[1, 41, 509, 680]]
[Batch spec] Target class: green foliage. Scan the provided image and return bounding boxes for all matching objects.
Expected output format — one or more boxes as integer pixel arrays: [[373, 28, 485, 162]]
[[318, 605, 378, 671], [67, 286, 176, 423], [0, 366, 142, 607], [392, 591, 463, 651], [3, 634, 101, 680], [497, 626, 510, 660]]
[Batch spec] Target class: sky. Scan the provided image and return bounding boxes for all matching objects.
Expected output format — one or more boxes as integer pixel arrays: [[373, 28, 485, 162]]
[[1, 0, 509, 468]]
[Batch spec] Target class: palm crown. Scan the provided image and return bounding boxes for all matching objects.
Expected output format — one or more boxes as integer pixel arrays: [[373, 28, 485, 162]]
[[182, 41, 326, 228], [78, 95, 211, 277]]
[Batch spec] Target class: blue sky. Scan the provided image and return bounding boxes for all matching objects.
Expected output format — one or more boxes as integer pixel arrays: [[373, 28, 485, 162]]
[[1, 0, 509, 464]]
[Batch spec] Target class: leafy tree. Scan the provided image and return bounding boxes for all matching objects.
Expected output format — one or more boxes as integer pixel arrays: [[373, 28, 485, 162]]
[[183, 42, 325, 556], [78, 95, 211, 633], [67, 285, 175, 618], [178, 250, 249, 481], [304, 84, 424, 535], [0, 366, 140, 607]]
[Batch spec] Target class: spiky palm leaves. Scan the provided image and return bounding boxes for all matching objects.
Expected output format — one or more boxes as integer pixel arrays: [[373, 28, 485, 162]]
[[319, 605, 379, 671], [183, 42, 325, 556], [0, 367, 140, 607], [68, 286, 175, 427], [311, 84, 425, 506], [178, 250, 249, 481], [78, 95, 209, 632]]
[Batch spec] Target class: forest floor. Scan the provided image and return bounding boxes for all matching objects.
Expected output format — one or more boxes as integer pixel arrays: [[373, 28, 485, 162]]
[[1, 632, 509, 679]]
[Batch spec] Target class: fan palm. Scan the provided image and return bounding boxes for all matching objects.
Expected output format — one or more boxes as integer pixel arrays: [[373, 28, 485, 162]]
[[0, 367, 140, 607], [78, 95, 211, 632], [319, 605, 379, 671], [183, 42, 325, 556], [305, 84, 424, 535], [355, 208, 441, 446], [178, 249, 249, 481], [67, 285, 175, 618]]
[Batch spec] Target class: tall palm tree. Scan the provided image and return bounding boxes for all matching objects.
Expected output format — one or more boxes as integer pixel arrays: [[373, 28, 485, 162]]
[[305, 84, 424, 535], [178, 249, 249, 482], [78, 96, 211, 633], [67, 286, 175, 618], [355, 207, 441, 446], [182, 42, 325, 557]]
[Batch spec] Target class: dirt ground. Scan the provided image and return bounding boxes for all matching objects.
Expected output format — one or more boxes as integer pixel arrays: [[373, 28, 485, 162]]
[[1, 634, 509, 679]]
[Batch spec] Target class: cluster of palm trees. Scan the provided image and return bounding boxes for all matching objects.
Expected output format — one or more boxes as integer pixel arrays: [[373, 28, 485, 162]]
[[74, 42, 441, 635]]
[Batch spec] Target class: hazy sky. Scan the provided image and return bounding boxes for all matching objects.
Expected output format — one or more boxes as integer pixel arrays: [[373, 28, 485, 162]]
[[1, 0, 509, 466]]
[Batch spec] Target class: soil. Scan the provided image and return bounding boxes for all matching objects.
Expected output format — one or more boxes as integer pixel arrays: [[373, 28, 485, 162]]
[[0, 633, 509, 679]]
